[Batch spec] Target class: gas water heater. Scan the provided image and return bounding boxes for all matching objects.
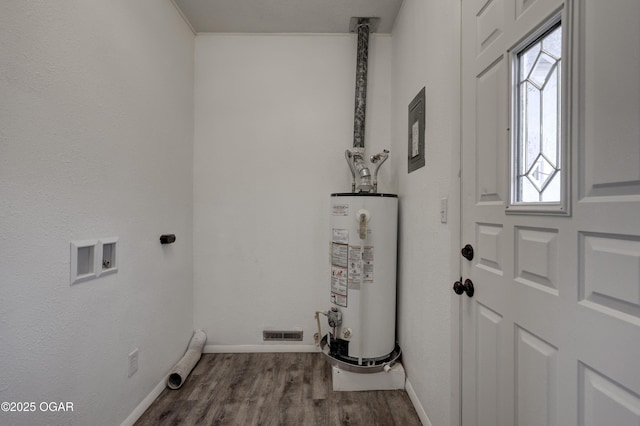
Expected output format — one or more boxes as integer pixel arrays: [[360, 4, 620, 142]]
[[327, 193, 398, 365], [314, 17, 401, 374]]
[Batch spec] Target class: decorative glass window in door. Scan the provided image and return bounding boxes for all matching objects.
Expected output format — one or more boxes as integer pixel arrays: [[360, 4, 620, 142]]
[[514, 23, 562, 204]]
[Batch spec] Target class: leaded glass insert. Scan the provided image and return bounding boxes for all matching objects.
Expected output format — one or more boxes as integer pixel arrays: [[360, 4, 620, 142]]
[[515, 24, 562, 203]]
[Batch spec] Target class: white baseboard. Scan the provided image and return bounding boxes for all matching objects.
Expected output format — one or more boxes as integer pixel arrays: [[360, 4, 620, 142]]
[[120, 374, 168, 426], [405, 379, 432, 426], [203, 344, 319, 353]]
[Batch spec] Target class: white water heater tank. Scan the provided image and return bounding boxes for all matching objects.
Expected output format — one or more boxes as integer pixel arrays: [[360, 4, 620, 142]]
[[329, 193, 398, 362]]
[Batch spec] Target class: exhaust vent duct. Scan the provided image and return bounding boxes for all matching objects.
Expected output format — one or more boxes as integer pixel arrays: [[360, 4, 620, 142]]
[[350, 17, 379, 149]]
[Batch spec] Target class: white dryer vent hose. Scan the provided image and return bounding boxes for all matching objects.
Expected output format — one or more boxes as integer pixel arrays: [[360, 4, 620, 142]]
[[167, 329, 207, 390]]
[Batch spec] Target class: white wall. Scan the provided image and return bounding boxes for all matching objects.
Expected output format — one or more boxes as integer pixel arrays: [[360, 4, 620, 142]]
[[390, 0, 461, 425], [193, 34, 392, 349], [0, 2, 194, 425]]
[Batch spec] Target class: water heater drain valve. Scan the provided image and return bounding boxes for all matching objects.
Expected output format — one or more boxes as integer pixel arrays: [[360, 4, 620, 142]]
[[327, 307, 343, 328]]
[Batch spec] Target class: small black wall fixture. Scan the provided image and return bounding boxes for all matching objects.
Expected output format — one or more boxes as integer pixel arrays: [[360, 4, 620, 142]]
[[160, 234, 176, 244]]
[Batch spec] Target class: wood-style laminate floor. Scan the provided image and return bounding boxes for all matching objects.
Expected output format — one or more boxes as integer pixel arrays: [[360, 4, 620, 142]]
[[135, 352, 422, 426]]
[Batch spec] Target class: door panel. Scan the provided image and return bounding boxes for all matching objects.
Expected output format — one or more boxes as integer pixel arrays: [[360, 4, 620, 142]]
[[515, 226, 559, 294], [515, 0, 539, 19], [515, 326, 558, 426], [580, 0, 640, 198], [476, 303, 503, 426], [476, 57, 507, 205], [476, 0, 505, 58], [476, 223, 504, 274], [580, 233, 640, 321], [579, 363, 640, 426]]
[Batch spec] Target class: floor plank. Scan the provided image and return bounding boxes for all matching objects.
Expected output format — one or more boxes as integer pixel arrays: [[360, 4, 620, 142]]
[[135, 353, 422, 426]]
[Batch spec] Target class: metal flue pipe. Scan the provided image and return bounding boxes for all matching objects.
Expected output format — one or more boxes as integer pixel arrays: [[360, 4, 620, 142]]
[[352, 18, 371, 149]]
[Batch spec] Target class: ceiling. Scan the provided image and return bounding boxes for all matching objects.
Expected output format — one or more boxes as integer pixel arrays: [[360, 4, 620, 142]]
[[171, 0, 403, 34]]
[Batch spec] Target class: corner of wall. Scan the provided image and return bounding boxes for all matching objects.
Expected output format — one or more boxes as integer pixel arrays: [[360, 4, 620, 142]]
[[390, 0, 462, 425]]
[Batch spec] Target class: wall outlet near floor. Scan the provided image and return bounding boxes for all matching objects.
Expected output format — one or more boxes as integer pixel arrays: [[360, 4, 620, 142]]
[[128, 348, 139, 377]]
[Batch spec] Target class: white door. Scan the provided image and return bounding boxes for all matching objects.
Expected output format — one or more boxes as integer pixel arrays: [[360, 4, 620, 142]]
[[461, 0, 640, 425]]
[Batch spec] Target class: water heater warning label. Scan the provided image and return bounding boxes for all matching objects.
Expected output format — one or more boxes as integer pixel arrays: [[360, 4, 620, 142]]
[[332, 204, 349, 216], [331, 293, 347, 307], [363, 246, 374, 283], [331, 266, 348, 307], [331, 243, 348, 267], [332, 229, 349, 244], [331, 242, 348, 307], [348, 245, 362, 290]]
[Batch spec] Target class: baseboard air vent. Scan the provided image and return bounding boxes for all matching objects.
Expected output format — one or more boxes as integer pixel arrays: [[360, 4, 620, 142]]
[[263, 330, 303, 342]]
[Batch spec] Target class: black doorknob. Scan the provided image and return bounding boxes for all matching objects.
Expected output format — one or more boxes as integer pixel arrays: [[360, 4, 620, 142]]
[[463, 279, 474, 297], [453, 278, 474, 298], [453, 279, 465, 295], [461, 244, 474, 261]]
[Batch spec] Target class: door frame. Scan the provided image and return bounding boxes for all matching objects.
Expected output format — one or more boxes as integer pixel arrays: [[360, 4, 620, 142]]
[[451, 3, 464, 425]]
